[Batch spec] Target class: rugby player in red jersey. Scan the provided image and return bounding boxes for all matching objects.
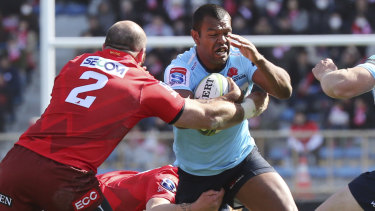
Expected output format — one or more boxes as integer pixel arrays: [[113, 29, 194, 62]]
[[0, 20, 266, 211], [97, 165, 224, 211]]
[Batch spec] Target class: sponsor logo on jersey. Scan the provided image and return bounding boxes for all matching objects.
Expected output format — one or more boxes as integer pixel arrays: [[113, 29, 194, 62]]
[[229, 174, 244, 189], [0, 192, 12, 207], [159, 178, 176, 193], [232, 74, 246, 82], [73, 188, 100, 210], [191, 61, 197, 70], [169, 67, 187, 85], [80, 56, 128, 78], [227, 67, 238, 77]]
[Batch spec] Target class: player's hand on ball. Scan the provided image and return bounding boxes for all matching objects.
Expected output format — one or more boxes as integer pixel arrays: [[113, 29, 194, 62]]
[[226, 77, 242, 102], [247, 91, 269, 117]]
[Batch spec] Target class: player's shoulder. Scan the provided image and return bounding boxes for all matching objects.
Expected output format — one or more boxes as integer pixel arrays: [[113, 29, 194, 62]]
[[366, 55, 375, 64], [168, 47, 195, 68], [150, 165, 178, 179], [158, 165, 178, 175]]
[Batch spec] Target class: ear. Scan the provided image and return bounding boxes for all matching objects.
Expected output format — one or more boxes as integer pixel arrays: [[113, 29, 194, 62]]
[[135, 48, 145, 64], [191, 29, 200, 45]]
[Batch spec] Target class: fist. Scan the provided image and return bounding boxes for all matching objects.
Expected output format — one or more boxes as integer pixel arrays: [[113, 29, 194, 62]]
[[312, 58, 338, 81]]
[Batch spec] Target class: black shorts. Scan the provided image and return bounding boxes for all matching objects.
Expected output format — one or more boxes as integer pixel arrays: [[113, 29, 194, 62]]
[[175, 146, 275, 209], [349, 170, 375, 210]]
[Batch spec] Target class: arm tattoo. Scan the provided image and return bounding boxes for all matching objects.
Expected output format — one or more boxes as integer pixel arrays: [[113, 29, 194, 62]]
[[179, 203, 192, 211]]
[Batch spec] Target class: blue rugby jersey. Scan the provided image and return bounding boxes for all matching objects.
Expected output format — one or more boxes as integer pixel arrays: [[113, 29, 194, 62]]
[[164, 46, 258, 176]]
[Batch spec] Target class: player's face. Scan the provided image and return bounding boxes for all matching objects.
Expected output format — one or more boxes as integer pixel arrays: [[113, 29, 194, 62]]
[[192, 15, 232, 71]]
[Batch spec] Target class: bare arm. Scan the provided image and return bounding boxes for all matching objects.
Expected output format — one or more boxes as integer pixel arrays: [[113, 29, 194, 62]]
[[228, 33, 292, 99], [312, 58, 375, 99], [173, 78, 269, 130], [145, 189, 224, 211], [173, 78, 243, 130]]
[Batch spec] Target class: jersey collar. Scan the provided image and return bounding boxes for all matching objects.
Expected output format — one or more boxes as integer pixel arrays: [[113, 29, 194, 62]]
[[102, 48, 137, 63], [194, 46, 229, 74]]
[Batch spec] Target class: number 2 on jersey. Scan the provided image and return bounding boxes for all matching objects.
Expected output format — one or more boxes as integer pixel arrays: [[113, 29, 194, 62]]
[[65, 71, 108, 108]]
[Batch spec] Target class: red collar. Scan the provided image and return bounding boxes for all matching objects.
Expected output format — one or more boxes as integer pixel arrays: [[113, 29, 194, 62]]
[[101, 48, 137, 63]]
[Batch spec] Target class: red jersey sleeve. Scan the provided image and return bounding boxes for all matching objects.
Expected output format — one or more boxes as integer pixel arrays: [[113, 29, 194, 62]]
[[140, 81, 185, 124]]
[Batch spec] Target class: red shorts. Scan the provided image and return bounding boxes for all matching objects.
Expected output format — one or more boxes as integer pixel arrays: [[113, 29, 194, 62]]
[[0, 145, 104, 211]]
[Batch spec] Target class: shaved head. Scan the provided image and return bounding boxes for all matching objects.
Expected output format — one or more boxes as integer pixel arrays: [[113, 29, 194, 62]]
[[104, 21, 147, 52]]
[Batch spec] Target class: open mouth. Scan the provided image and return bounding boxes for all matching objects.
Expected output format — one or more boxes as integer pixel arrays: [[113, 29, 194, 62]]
[[215, 47, 228, 57]]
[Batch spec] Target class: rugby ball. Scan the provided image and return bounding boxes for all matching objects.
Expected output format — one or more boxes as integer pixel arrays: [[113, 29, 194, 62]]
[[194, 73, 229, 136]]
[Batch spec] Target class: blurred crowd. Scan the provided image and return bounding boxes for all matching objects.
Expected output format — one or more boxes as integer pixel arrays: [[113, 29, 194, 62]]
[[1, 0, 375, 171], [0, 0, 38, 131], [73, 0, 375, 131]]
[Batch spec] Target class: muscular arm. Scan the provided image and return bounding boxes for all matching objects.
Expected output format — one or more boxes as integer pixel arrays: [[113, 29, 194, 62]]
[[173, 81, 244, 130], [312, 58, 375, 99], [145, 189, 224, 211], [319, 67, 375, 99], [228, 33, 292, 99], [251, 57, 292, 99], [173, 80, 269, 130]]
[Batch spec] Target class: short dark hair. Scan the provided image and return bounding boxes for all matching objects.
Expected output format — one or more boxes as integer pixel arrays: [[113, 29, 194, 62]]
[[192, 4, 230, 32]]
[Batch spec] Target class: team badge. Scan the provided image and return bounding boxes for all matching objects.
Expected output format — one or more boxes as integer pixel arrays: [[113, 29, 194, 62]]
[[227, 67, 238, 77], [159, 178, 176, 193], [169, 67, 187, 85]]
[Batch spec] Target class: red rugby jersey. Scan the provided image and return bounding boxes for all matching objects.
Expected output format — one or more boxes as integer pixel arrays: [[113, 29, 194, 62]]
[[97, 165, 178, 211], [16, 49, 184, 172]]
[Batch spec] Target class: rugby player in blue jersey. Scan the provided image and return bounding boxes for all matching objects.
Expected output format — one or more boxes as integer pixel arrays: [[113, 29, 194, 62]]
[[164, 4, 297, 211]]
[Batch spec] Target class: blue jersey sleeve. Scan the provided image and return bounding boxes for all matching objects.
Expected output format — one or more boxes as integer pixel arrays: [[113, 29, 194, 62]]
[[356, 55, 375, 79]]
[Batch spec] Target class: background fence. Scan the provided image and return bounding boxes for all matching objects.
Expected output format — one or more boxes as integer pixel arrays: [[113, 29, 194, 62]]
[[2, 129, 374, 203]]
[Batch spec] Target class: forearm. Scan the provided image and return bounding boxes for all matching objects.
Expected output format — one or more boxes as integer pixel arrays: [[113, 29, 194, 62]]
[[174, 98, 244, 130], [202, 98, 245, 130], [254, 56, 292, 99], [147, 203, 192, 211], [319, 67, 374, 99], [319, 70, 349, 99]]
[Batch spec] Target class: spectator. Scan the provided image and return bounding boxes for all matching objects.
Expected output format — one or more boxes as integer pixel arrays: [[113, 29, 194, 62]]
[[327, 101, 350, 129], [84, 15, 106, 37], [0, 56, 22, 123], [280, 0, 309, 34], [97, 0, 115, 31], [144, 15, 174, 36], [350, 97, 373, 129], [287, 111, 323, 165], [0, 73, 7, 131]]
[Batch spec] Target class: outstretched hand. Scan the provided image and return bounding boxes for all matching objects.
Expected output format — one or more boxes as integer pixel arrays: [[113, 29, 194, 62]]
[[312, 58, 338, 81]]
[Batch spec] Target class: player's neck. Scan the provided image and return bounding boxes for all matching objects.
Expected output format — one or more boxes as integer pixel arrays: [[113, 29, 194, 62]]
[[196, 52, 226, 73]]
